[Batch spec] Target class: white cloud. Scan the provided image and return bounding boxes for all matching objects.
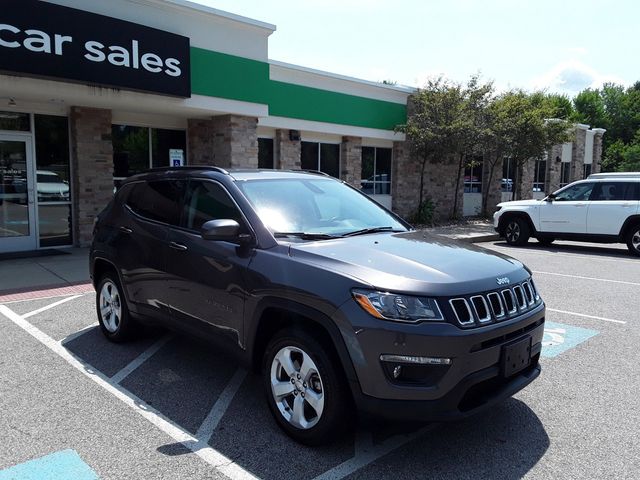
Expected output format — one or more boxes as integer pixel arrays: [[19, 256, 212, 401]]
[[530, 60, 626, 95]]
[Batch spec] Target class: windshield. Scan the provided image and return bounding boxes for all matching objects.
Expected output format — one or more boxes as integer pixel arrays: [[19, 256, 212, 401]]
[[235, 177, 407, 236]]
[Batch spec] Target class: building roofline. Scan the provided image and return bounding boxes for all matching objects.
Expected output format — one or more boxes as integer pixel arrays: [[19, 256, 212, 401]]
[[269, 59, 416, 94], [144, 0, 277, 32]]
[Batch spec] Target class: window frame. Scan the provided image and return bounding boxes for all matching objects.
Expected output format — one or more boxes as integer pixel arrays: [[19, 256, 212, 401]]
[[463, 162, 483, 194]]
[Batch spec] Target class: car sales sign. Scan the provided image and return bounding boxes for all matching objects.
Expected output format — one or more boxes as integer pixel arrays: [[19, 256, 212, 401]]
[[0, 0, 191, 97]]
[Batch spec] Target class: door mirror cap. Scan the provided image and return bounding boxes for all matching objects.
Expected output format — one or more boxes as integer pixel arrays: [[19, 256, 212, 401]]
[[201, 219, 241, 241]]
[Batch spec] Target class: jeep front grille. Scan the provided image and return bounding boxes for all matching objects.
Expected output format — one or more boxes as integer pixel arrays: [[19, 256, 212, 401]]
[[447, 279, 542, 328]]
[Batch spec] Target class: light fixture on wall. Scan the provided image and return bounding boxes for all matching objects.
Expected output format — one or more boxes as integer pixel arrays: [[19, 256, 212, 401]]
[[7, 98, 16, 107], [555, 156, 561, 163]]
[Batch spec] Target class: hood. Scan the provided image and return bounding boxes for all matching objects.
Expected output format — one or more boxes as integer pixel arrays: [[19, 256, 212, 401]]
[[288, 231, 529, 296], [498, 199, 542, 207]]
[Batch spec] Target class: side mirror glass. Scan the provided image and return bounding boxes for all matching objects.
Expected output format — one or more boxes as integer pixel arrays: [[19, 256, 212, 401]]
[[201, 219, 241, 241]]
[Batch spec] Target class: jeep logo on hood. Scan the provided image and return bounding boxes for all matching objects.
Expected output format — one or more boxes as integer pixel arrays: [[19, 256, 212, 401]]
[[496, 276, 511, 285]]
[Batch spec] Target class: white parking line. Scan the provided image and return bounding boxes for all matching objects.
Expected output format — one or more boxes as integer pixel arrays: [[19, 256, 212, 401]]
[[23, 295, 83, 318], [533, 271, 640, 287], [312, 424, 437, 480], [486, 244, 639, 265], [0, 304, 259, 480], [110, 335, 173, 384], [547, 308, 627, 325], [196, 368, 247, 440], [61, 322, 100, 344]]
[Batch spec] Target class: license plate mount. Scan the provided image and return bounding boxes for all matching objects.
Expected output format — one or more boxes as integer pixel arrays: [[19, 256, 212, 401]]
[[501, 336, 532, 377]]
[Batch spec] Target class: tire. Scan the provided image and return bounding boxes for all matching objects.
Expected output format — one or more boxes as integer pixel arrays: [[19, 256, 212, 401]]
[[537, 237, 555, 246], [96, 273, 138, 342], [503, 217, 530, 246], [262, 328, 352, 445], [626, 224, 640, 257]]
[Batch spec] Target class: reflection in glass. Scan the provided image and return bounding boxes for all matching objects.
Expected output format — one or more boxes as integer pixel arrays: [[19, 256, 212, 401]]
[[151, 128, 186, 168], [0, 111, 30, 131], [113, 125, 149, 177], [360, 147, 392, 195], [0, 140, 29, 237], [39, 203, 71, 247]]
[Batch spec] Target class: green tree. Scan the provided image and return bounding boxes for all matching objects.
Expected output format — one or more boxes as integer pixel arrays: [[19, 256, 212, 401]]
[[395, 77, 469, 216]]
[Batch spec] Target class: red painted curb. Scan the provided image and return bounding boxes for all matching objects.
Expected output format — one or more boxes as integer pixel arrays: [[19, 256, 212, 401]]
[[0, 282, 94, 303]]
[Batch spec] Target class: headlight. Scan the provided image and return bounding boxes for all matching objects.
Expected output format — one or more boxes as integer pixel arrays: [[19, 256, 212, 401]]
[[352, 289, 443, 323]]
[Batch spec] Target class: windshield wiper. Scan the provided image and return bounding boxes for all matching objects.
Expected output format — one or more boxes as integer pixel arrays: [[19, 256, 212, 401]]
[[340, 226, 405, 237], [273, 232, 337, 240]]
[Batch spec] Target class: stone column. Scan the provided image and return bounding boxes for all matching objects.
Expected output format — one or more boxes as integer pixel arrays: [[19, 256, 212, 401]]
[[592, 128, 606, 174], [340, 136, 362, 187], [69, 106, 114, 247], [481, 154, 503, 215], [274, 129, 301, 170], [571, 124, 589, 182], [187, 115, 258, 168], [546, 144, 563, 194], [391, 141, 420, 220]]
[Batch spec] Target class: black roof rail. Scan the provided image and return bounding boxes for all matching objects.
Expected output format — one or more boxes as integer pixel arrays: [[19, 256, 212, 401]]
[[147, 165, 229, 175], [298, 169, 331, 177]]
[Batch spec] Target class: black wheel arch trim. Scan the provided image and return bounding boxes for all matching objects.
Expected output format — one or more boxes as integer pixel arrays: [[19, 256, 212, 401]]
[[247, 297, 360, 386], [498, 212, 537, 235], [619, 215, 640, 238], [91, 256, 131, 304]]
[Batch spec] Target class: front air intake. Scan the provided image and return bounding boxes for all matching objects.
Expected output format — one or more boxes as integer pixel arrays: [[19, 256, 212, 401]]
[[449, 298, 474, 326]]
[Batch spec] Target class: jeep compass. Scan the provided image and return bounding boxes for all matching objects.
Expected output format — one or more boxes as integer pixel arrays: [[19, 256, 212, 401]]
[[90, 167, 545, 445]]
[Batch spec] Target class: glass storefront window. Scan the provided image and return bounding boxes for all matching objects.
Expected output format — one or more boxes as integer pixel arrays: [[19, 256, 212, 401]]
[[0, 111, 30, 131], [301, 141, 340, 178], [258, 138, 274, 168], [151, 128, 187, 168], [360, 146, 392, 195], [35, 114, 72, 247]]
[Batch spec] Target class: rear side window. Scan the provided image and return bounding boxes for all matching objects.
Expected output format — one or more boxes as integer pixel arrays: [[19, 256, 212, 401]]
[[184, 180, 245, 231], [126, 180, 185, 226], [589, 182, 637, 201]]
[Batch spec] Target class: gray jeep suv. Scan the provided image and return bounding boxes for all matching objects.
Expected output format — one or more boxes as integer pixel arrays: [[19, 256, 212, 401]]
[[90, 167, 545, 445]]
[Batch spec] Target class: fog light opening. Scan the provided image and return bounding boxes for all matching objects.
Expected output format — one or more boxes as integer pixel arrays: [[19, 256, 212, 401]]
[[379, 354, 452, 365]]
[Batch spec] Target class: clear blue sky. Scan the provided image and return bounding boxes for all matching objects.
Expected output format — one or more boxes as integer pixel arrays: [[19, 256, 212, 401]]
[[195, 0, 638, 96]]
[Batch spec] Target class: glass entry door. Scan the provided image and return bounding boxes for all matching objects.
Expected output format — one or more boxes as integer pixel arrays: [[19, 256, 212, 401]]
[[0, 135, 36, 252]]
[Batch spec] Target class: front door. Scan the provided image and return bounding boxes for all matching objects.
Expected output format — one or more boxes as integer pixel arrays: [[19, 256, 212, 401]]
[[0, 135, 36, 252], [538, 182, 595, 234]]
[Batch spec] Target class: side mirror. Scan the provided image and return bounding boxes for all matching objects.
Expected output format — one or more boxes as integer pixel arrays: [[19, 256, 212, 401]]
[[201, 219, 242, 241], [545, 193, 556, 202]]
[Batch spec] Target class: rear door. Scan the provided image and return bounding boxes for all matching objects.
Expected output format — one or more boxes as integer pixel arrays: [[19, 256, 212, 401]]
[[118, 179, 186, 318], [538, 182, 595, 233], [164, 179, 252, 345], [587, 181, 640, 235]]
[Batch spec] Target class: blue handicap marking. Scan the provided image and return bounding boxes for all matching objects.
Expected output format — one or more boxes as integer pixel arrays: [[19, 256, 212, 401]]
[[0, 449, 99, 480], [541, 321, 599, 358]]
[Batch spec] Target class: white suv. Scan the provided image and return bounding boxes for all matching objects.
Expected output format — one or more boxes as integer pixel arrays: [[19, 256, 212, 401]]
[[494, 172, 640, 256]]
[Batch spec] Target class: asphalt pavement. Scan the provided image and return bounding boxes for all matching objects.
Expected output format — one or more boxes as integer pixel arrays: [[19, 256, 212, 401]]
[[0, 238, 638, 479]]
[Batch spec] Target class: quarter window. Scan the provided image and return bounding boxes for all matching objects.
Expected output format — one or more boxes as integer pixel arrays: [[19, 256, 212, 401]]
[[590, 182, 637, 201], [126, 180, 185, 226], [184, 181, 245, 232]]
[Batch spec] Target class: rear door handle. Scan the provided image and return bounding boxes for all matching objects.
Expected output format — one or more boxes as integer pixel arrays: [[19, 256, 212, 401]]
[[119, 226, 133, 234], [169, 241, 188, 251]]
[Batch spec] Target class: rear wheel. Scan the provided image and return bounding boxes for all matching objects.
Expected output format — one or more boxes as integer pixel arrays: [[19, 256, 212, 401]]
[[96, 273, 138, 342], [504, 217, 530, 246], [263, 329, 352, 445], [626, 224, 640, 257]]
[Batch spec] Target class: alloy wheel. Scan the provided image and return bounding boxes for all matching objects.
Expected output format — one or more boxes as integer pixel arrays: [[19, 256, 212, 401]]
[[270, 346, 325, 430], [633, 229, 640, 252], [99, 280, 122, 333], [506, 221, 521, 243]]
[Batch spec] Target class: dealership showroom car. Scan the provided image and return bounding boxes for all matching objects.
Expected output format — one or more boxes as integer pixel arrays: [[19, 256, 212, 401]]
[[494, 172, 640, 256], [90, 167, 545, 445]]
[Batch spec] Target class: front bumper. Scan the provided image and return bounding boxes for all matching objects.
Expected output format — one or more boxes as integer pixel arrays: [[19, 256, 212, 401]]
[[334, 302, 545, 421]]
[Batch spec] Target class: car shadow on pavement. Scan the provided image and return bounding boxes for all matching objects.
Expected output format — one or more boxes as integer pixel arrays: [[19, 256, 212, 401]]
[[61, 327, 549, 480], [494, 240, 634, 259]]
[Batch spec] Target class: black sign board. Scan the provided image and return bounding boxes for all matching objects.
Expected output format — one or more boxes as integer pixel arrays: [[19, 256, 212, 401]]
[[1, 0, 191, 97]]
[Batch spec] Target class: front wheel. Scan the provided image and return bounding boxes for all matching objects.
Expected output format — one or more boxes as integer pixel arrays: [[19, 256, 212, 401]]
[[96, 274, 138, 342], [263, 329, 352, 445], [626, 225, 640, 257], [504, 217, 530, 246]]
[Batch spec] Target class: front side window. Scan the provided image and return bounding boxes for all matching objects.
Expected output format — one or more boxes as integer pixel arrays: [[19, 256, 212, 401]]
[[126, 180, 185, 226], [300, 141, 340, 178], [361, 147, 392, 194], [554, 182, 594, 201], [236, 177, 406, 236], [590, 182, 637, 201], [184, 180, 245, 231]]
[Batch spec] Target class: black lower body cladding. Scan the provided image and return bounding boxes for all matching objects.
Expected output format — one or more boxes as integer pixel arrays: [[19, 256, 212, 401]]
[[336, 302, 546, 421]]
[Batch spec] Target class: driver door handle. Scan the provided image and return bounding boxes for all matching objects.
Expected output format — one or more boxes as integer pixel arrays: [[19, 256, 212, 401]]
[[169, 241, 188, 251], [119, 226, 133, 234]]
